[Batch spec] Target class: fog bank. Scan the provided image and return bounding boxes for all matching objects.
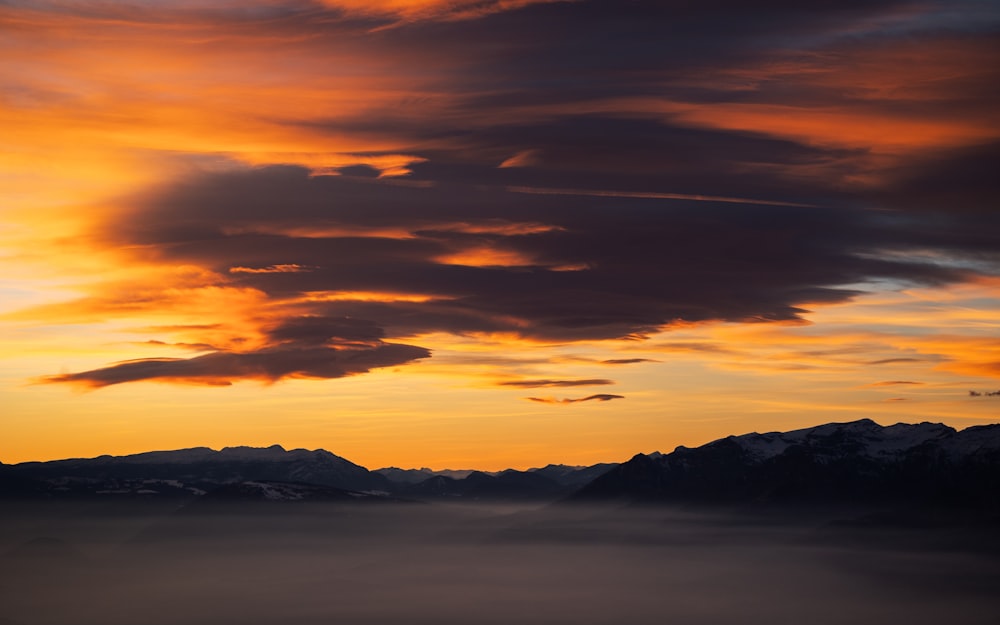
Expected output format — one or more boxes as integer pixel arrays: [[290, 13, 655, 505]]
[[1, 501, 997, 625]]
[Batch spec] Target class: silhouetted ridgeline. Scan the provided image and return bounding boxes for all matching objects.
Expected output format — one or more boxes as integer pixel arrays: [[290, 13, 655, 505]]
[[0, 445, 618, 503], [573, 419, 1000, 512], [3, 419, 999, 511]]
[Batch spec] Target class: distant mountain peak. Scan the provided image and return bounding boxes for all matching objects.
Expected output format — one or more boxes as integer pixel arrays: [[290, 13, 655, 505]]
[[727, 419, 957, 463], [219, 445, 293, 460]]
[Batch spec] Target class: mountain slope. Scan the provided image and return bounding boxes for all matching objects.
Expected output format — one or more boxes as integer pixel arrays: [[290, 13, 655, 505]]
[[529, 463, 619, 488], [374, 463, 619, 501], [572, 419, 1000, 510], [5, 445, 389, 498], [398, 470, 565, 501]]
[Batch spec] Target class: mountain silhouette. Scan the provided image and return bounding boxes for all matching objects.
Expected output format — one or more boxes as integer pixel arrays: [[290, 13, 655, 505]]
[[3, 445, 388, 499], [571, 419, 1000, 511], [4, 419, 999, 511]]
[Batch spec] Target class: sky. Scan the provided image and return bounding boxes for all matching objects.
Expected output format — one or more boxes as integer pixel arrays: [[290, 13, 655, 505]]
[[1, 0, 998, 470]]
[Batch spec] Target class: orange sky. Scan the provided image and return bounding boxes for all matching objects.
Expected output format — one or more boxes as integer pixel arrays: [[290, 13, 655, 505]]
[[1, 0, 998, 469]]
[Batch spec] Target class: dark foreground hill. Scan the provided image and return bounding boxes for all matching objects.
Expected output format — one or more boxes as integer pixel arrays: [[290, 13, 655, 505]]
[[572, 419, 1000, 513]]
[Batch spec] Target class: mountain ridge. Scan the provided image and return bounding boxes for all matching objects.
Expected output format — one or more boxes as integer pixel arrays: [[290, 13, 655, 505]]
[[573, 418, 1000, 510], [2, 443, 389, 497], [4, 418, 999, 508]]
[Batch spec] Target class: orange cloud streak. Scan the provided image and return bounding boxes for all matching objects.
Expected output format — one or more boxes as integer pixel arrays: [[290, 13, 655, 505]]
[[0, 4, 444, 183], [434, 246, 539, 268], [319, 0, 567, 22], [662, 36, 1000, 153], [664, 102, 993, 152]]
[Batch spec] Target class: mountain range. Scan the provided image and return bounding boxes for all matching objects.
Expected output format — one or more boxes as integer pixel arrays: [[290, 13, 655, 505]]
[[574, 419, 1000, 512], [3, 419, 998, 512], [0, 442, 614, 503]]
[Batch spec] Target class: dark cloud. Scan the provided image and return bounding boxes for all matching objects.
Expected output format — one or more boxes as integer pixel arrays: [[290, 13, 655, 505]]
[[302, 115, 865, 206], [969, 390, 1000, 397], [335, 164, 382, 178], [39, 342, 430, 389], [40, 0, 1000, 387], [601, 359, 659, 365], [103, 164, 983, 344], [875, 141, 1000, 217], [266, 316, 386, 347], [43, 313, 433, 388], [866, 381, 924, 387], [527, 394, 625, 404], [382, 0, 922, 79], [649, 342, 736, 354], [499, 379, 614, 388]]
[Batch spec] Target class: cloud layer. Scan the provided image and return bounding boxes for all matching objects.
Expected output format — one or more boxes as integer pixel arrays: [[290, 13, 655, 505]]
[[4, 0, 996, 388]]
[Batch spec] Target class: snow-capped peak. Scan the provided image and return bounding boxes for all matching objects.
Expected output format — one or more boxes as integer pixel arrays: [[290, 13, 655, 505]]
[[728, 419, 956, 462], [218, 445, 290, 461]]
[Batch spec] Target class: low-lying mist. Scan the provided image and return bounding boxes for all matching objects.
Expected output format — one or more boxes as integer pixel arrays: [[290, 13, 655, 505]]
[[2, 500, 998, 625]]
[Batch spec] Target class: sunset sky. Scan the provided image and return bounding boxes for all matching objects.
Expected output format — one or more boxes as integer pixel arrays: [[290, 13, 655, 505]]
[[2, 0, 998, 470]]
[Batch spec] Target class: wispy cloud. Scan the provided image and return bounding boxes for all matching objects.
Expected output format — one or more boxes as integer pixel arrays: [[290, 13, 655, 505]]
[[506, 185, 817, 208], [866, 380, 924, 387], [229, 264, 315, 274], [527, 394, 625, 404], [499, 379, 614, 388], [866, 358, 925, 366], [601, 358, 659, 365]]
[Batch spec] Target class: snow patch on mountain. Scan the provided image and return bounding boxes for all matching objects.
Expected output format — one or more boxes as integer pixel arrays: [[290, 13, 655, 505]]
[[940, 424, 1000, 456], [218, 445, 290, 461], [241, 481, 305, 501], [95, 447, 217, 464], [727, 419, 956, 462]]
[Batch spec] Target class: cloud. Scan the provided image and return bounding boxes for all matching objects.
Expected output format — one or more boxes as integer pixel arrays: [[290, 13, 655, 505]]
[[866, 380, 924, 387], [526, 394, 625, 404], [8, 0, 999, 389], [499, 379, 614, 388], [601, 358, 658, 365], [95, 164, 982, 344], [266, 316, 387, 346], [648, 342, 737, 355], [39, 342, 430, 389], [40, 139, 992, 385], [317, 0, 562, 22], [498, 149, 542, 168], [229, 264, 316, 274], [866, 358, 925, 365], [875, 141, 1000, 216], [42, 313, 431, 388], [505, 185, 816, 208]]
